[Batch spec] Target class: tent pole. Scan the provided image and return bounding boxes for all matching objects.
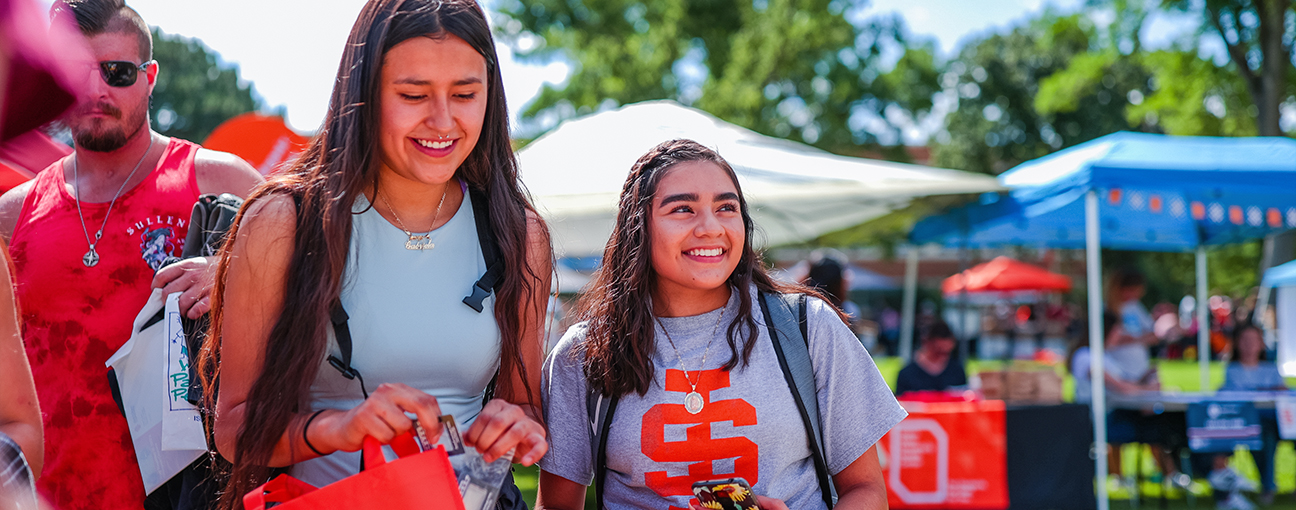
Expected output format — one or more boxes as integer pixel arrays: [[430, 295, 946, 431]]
[[1257, 285, 1274, 349], [1197, 247, 1210, 391], [900, 247, 919, 362], [1086, 190, 1109, 510], [958, 243, 970, 363]]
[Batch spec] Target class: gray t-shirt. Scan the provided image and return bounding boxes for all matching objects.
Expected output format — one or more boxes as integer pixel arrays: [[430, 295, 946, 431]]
[[540, 286, 906, 509]]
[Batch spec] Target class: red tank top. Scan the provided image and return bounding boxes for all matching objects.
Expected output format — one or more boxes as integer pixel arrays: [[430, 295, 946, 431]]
[[11, 137, 200, 509]]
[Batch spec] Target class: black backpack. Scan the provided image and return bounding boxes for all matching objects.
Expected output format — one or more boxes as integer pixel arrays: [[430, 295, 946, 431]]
[[586, 292, 837, 509], [105, 193, 243, 510]]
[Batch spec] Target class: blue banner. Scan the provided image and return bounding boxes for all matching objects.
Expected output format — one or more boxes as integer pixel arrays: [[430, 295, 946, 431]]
[[1187, 402, 1262, 453]]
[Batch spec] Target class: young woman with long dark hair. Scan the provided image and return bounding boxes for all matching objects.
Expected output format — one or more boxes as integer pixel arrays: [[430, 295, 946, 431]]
[[1216, 323, 1285, 502], [198, 1, 551, 507], [536, 140, 903, 509]]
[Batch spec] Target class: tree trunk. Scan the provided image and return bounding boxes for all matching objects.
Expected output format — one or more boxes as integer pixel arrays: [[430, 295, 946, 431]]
[[1256, 2, 1295, 309], [1256, 0, 1289, 136]]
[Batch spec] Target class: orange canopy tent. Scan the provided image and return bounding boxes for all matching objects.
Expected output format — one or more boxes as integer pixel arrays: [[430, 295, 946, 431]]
[[202, 113, 308, 176], [942, 256, 1072, 298]]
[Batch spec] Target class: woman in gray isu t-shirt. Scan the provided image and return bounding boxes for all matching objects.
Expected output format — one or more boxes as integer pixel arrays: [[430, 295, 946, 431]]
[[536, 140, 905, 510]]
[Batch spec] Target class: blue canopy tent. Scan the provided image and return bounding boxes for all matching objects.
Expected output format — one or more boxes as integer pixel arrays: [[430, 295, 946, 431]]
[[1263, 259, 1296, 289], [904, 132, 1296, 510]]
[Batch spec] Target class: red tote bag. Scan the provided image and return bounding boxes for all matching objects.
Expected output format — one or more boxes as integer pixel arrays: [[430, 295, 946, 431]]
[[243, 432, 466, 510]]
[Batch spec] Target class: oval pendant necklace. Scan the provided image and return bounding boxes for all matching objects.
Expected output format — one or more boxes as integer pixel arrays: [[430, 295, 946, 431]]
[[657, 305, 726, 415]]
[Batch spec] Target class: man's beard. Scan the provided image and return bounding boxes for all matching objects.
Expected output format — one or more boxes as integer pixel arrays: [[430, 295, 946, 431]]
[[72, 102, 149, 152]]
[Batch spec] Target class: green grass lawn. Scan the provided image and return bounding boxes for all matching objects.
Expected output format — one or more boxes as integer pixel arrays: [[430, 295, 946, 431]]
[[509, 358, 1296, 508], [512, 463, 597, 509]]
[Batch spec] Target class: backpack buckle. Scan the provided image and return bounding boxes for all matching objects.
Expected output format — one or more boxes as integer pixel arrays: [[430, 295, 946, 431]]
[[462, 282, 491, 313]]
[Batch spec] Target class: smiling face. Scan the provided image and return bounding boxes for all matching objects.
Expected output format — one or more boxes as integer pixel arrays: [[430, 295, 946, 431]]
[[648, 160, 745, 304], [376, 34, 487, 188], [64, 32, 155, 152]]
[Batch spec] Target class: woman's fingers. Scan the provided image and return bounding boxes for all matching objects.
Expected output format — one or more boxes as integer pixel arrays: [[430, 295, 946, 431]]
[[754, 496, 790, 510], [405, 391, 443, 442], [463, 399, 512, 449], [357, 410, 400, 445], [329, 384, 441, 451], [480, 420, 536, 464], [513, 430, 548, 466], [465, 399, 547, 464]]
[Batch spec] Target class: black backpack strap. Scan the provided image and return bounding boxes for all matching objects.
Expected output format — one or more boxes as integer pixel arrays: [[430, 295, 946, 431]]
[[328, 188, 502, 400], [327, 303, 368, 399], [586, 389, 618, 509], [760, 291, 835, 508], [464, 187, 504, 312]]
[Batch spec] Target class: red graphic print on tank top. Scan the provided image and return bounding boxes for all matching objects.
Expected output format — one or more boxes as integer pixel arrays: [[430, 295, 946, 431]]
[[10, 138, 200, 510], [642, 368, 759, 510]]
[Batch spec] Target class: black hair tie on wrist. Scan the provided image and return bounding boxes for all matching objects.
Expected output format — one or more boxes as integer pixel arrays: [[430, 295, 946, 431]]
[[303, 410, 328, 457]]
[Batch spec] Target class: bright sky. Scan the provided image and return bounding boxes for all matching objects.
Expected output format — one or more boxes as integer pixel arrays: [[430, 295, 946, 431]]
[[34, 0, 1202, 137]]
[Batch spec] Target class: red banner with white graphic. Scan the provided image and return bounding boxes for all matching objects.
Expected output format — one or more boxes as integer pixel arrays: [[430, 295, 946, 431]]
[[880, 400, 1008, 509]]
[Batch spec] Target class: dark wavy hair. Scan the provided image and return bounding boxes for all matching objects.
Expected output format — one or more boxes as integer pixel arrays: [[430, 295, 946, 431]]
[[197, 1, 547, 507], [575, 139, 842, 397]]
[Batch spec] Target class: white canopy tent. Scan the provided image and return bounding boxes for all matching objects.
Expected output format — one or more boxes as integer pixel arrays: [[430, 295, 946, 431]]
[[518, 100, 1002, 258], [1259, 260, 1296, 376]]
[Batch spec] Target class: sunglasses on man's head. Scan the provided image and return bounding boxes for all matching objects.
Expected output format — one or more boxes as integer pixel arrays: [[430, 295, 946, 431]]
[[81, 60, 156, 87]]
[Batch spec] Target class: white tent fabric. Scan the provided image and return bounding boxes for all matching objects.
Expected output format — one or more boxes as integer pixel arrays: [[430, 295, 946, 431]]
[[1261, 260, 1296, 376], [519, 100, 1002, 257]]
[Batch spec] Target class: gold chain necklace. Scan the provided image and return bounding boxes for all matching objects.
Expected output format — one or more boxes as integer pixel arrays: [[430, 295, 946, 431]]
[[656, 306, 726, 415], [378, 183, 447, 250], [71, 135, 155, 268]]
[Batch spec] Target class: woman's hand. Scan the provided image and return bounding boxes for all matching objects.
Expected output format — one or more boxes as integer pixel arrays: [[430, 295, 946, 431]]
[[312, 383, 443, 454], [463, 398, 547, 465]]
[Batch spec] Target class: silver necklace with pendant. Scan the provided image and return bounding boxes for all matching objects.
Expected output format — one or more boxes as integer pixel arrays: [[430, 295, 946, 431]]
[[657, 305, 726, 415], [72, 136, 155, 268], [378, 180, 448, 251]]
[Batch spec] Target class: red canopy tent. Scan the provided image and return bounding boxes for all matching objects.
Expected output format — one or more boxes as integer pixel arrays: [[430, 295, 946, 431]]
[[942, 256, 1071, 301]]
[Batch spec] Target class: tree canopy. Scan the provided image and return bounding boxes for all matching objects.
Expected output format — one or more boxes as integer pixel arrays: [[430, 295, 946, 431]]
[[500, 1, 1281, 296], [931, 13, 1154, 175], [148, 28, 260, 143], [496, 0, 940, 153]]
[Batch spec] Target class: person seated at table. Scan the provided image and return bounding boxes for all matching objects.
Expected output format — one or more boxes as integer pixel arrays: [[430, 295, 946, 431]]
[[895, 321, 966, 395], [1073, 313, 1188, 493], [1107, 269, 1160, 367], [1071, 312, 1152, 403], [1214, 323, 1284, 504]]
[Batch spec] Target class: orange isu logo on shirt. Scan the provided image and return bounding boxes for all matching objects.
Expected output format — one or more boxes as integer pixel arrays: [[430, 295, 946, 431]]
[[642, 368, 759, 507]]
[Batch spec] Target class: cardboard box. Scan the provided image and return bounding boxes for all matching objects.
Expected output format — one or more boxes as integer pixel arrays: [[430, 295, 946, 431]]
[[976, 369, 1062, 404]]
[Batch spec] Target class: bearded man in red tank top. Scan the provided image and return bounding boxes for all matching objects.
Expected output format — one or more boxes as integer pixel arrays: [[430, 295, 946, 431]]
[[0, 1, 263, 507]]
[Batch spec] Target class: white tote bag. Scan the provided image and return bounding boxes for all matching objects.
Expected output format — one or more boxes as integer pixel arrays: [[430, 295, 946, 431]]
[[105, 288, 207, 494]]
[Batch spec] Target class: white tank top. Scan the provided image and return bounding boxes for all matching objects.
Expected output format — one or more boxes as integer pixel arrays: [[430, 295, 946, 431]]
[[290, 186, 500, 486]]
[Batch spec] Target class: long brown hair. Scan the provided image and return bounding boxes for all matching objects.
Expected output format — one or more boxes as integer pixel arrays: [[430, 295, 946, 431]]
[[197, 1, 547, 507], [575, 139, 842, 398]]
